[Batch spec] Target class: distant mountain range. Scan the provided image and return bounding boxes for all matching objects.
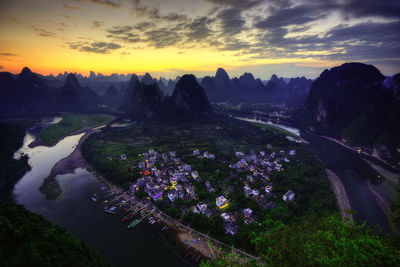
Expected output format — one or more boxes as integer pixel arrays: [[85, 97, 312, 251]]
[[200, 68, 313, 106], [299, 62, 400, 162]]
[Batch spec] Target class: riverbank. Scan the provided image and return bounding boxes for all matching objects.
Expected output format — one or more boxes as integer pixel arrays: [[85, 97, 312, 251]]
[[326, 169, 353, 220], [320, 135, 398, 171], [39, 129, 92, 199]]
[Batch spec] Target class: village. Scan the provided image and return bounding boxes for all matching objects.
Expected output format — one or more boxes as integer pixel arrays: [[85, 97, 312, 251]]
[[112, 145, 297, 236]]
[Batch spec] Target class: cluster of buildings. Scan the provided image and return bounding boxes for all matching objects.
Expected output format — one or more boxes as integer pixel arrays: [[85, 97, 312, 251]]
[[129, 149, 200, 203], [124, 146, 297, 236]]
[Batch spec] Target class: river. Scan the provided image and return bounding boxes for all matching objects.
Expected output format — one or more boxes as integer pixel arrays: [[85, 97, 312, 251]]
[[9, 119, 191, 267], [236, 117, 391, 232]]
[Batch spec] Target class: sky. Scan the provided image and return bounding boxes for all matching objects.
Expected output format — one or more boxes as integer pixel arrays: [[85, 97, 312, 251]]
[[0, 0, 399, 79]]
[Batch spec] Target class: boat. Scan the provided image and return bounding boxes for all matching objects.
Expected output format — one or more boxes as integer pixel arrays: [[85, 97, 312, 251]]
[[127, 219, 141, 229], [104, 208, 116, 215], [121, 213, 133, 222]]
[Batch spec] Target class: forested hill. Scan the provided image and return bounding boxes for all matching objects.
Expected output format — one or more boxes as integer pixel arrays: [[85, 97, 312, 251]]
[[0, 202, 110, 266]]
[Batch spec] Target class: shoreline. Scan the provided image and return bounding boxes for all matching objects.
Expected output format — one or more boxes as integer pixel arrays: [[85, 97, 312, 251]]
[[325, 169, 353, 220], [320, 135, 397, 170], [39, 129, 93, 199]]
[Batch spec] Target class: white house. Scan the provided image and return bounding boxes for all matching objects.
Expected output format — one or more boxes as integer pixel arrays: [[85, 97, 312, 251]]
[[283, 190, 295, 202], [216, 195, 228, 209]]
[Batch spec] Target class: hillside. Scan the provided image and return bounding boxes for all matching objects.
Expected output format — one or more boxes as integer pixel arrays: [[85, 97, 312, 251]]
[[300, 63, 400, 163], [0, 202, 110, 266]]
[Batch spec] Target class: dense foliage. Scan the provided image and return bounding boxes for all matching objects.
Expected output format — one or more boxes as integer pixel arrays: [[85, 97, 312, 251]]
[[40, 114, 111, 145], [0, 202, 110, 267], [200, 216, 400, 267], [0, 119, 35, 187], [82, 117, 337, 253]]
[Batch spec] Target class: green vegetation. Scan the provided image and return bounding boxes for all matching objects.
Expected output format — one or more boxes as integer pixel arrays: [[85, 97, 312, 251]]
[[0, 202, 110, 266], [82, 116, 337, 253], [0, 119, 36, 187], [200, 216, 400, 267], [40, 114, 111, 145]]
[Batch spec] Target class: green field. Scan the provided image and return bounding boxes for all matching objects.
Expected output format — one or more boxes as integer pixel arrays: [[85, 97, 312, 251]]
[[82, 116, 337, 252], [40, 114, 112, 146]]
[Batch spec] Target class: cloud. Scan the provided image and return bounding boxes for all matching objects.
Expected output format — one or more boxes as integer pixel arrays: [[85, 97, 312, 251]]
[[92, 20, 104, 28], [205, 0, 264, 10], [63, 4, 83, 10], [131, 0, 187, 21], [60, 14, 71, 19], [217, 8, 245, 36], [0, 52, 18, 57], [0, 65, 3, 70], [8, 17, 22, 24], [254, 5, 325, 29], [34, 28, 56, 37], [69, 41, 121, 53], [185, 16, 214, 42], [144, 28, 182, 48], [76, 0, 121, 8]]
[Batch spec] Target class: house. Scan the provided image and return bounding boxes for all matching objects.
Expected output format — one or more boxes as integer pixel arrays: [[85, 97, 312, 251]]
[[235, 151, 244, 157], [265, 185, 273, 193], [225, 222, 240, 235], [216, 195, 228, 209], [184, 164, 192, 172], [194, 203, 207, 214], [170, 151, 176, 157], [168, 191, 177, 202], [193, 149, 200, 155], [191, 171, 199, 179], [120, 153, 127, 160], [267, 144, 272, 149], [174, 184, 183, 191], [221, 213, 231, 222], [243, 208, 253, 218], [289, 150, 296, 156], [244, 186, 252, 197], [260, 151, 266, 156], [283, 190, 295, 202], [251, 189, 259, 197]]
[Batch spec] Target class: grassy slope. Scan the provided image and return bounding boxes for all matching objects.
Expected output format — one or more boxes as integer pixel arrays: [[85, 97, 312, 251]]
[[0, 119, 36, 187], [40, 114, 111, 146], [0, 202, 110, 266]]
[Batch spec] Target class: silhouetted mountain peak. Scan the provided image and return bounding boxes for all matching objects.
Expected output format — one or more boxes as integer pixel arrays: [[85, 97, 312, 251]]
[[270, 74, 278, 81], [20, 67, 33, 76], [64, 73, 80, 89], [170, 74, 213, 117], [216, 68, 229, 80], [142, 72, 155, 86]]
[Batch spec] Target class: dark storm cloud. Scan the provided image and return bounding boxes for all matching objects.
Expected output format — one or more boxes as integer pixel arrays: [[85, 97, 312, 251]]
[[205, 0, 264, 10], [217, 8, 245, 36], [69, 41, 121, 53], [76, 0, 121, 8]]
